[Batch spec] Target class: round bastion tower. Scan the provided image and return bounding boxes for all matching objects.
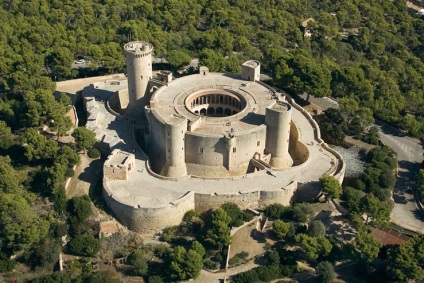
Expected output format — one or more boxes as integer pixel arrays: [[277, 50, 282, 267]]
[[124, 41, 153, 118], [265, 101, 294, 169]]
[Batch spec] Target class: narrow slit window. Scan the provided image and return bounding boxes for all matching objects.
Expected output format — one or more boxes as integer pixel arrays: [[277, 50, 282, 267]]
[[233, 147, 237, 153], [199, 147, 204, 154]]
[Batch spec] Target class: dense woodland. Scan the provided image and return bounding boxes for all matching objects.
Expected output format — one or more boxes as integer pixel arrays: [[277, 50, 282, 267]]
[[1, 0, 424, 136], [0, 0, 423, 282]]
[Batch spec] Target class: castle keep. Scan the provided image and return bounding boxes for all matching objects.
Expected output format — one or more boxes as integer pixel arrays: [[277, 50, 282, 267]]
[[83, 41, 345, 233]]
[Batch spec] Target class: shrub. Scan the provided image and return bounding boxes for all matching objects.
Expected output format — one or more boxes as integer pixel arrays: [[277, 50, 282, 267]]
[[65, 167, 74, 177], [273, 220, 290, 238], [68, 235, 101, 256], [308, 220, 326, 238], [229, 252, 249, 267], [50, 222, 68, 238], [204, 259, 219, 270], [233, 219, 244, 227], [88, 148, 100, 158], [316, 261, 335, 283], [149, 276, 164, 283], [29, 237, 61, 268], [128, 250, 148, 276], [0, 253, 15, 273], [214, 253, 223, 262]]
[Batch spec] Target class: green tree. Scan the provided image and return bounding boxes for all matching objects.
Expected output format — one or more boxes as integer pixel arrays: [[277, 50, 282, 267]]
[[72, 127, 96, 152], [272, 220, 290, 239], [355, 227, 382, 262], [308, 220, 326, 238], [288, 50, 332, 98], [319, 175, 342, 199], [46, 47, 75, 79], [204, 208, 231, 248], [57, 93, 72, 112], [190, 241, 206, 258], [0, 252, 15, 273], [23, 128, 59, 161], [221, 203, 245, 226], [28, 272, 71, 283], [166, 50, 192, 68], [68, 235, 101, 257], [69, 195, 92, 223], [49, 112, 72, 138], [293, 203, 315, 223], [0, 156, 26, 195], [0, 121, 14, 149], [316, 261, 335, 283], [264, 203, 287, 219], [29, 237, 61, 269], [79, 271, 121, 283], [343, 187, 363, 213], [388, 235, 424, 282], [199, 49, 225, 72], [295, 234, 332, 260], [168, 246, 203, 280], [0, 193, 49, 253], [58, 145, 80, 168], [361, 194, 391, 227], [128, 249, 148, 276]]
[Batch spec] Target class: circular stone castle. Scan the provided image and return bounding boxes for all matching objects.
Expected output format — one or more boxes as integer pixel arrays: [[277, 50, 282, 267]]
[[82, 41, 345, 234]]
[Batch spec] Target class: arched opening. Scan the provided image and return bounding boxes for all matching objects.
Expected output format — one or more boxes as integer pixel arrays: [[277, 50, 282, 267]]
[[216, 107, 224, 115], [207, 107, 215, 115], [185, 90, 247, 117]]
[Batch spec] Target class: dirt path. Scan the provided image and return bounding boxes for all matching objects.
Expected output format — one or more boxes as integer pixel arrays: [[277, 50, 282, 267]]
[[183, 261, 259, 283], [229, 222, 268, 261], [66, 153, 102, 199]]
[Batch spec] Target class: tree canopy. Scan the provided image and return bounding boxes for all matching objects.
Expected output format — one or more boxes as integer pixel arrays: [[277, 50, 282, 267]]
[[320, 175, 342, 199]]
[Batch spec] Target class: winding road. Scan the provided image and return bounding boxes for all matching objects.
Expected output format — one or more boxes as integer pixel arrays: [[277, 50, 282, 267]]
[[298, 94, 424, 234], [376, 121, 424, 233]]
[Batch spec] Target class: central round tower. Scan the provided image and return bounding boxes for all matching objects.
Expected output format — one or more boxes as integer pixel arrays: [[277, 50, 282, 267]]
[[124, 41, 153, 118]]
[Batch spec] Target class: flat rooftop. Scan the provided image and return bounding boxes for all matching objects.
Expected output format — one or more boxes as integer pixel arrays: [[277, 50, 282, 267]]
[[80, 74, 342, 209], [106, 151, 131, 166], [150, 73, 279, 136]]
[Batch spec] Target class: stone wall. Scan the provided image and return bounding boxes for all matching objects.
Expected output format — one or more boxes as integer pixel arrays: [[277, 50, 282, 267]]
[[258, 181, 297, 207], [194, 182, 297, 212], [103, 182, 195, 233], [289, 121, 309, 166], [194, 191, 260, 212], [185, 126, 266, 172]]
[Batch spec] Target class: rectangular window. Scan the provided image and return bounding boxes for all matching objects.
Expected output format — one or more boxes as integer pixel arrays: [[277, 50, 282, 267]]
[[233, 147, 237, 153], [257, 141, 260, 146], [199, 147, 204, 154], [141, 76, 143, 79]]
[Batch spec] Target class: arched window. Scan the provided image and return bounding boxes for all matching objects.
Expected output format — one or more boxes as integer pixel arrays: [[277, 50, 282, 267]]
[[216, 107, 224, 116]]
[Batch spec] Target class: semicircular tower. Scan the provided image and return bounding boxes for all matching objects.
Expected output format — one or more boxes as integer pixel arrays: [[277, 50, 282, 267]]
[[265, 101, 293, 169]]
